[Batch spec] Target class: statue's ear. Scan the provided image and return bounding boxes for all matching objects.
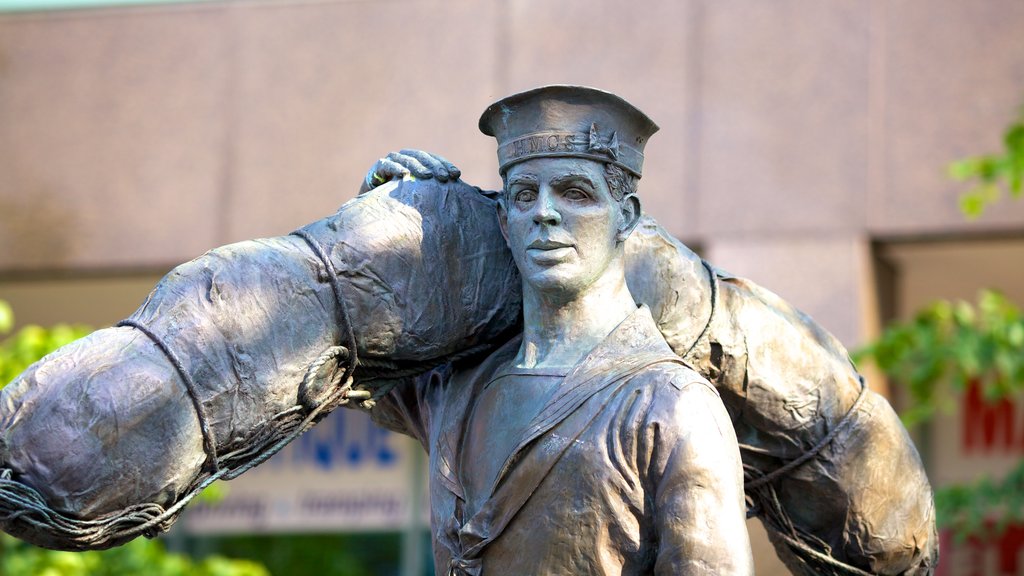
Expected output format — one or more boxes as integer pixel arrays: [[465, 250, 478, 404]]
[[616, 194, 641, 242], [497, 197, 511, 247]]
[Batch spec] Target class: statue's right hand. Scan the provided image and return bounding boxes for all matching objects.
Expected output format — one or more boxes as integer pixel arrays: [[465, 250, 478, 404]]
[[359, 150, 462, 195]]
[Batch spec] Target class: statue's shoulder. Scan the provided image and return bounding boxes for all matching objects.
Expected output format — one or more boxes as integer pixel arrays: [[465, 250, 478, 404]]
[[630, 359, 716, 396], [614, 362, 732, 452], [623, 360, 727, 428]]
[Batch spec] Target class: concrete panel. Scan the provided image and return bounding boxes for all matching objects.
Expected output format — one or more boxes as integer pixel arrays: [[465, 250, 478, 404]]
[[0, 272, 166, 331], [501, 0, 696, 239], [876, 0, 1024, 234], [697, 0, 870, 238], [0, 7, 229, 271], [705, 234, 872, 348], [223, 0, 501, 242]]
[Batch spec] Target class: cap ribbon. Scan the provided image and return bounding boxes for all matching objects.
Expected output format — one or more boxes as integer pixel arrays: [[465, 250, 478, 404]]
[[497, 123, 642, 177]]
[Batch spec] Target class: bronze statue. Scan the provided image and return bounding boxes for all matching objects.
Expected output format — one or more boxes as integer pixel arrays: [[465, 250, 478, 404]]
[[0, 85, 937, 575], [366, 86, 753, 575]]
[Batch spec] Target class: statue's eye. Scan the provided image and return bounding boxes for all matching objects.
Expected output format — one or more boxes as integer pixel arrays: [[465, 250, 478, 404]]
[[514, 189, 537, 204], [563, 188, 589, 201]]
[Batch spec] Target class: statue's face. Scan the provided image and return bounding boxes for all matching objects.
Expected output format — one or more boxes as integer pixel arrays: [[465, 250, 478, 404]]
[[499, 157, 632, 297]]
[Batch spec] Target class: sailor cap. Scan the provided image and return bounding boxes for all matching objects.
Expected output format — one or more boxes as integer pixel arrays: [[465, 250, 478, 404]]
[[478, 85, 659, 178]]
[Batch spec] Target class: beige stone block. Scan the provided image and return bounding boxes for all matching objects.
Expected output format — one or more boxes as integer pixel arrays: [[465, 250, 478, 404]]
[[705, 235, 873, 348], [0, 273, 165, 330], [696, 0, 870, 238], [222, 0, 502, 242], [875, 0, 1024, 234], [748, 517, 792, 576], [501, 0, 696, 239], [0, 7, 229, 271]]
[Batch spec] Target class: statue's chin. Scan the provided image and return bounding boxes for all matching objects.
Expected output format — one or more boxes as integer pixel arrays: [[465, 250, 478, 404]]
[[519, 266, 579, 296], [516, 248, 615, 296]]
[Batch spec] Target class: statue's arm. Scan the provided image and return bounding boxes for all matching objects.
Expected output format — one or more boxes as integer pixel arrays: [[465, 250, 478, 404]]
[[647, 380, 754, 576]]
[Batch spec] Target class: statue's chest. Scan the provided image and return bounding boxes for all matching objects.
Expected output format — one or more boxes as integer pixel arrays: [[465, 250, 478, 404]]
[[459, 372, 563, 513]]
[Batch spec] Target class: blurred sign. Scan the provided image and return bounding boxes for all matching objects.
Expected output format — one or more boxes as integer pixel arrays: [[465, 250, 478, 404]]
[[182, 409, 426, 534], [932, 383, 1024, 575], [931, 382, 1022, 487], [937, 525, 1024, 576]]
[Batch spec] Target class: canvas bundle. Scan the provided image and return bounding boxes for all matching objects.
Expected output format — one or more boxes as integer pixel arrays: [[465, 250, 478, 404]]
[[0, 178, 935, 574], [0, 179, 518, 550], [625, 221, 936, 575]]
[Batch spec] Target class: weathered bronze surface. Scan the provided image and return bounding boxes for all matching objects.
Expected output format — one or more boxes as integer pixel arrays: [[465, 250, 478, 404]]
[[0, 86, 937, 575]]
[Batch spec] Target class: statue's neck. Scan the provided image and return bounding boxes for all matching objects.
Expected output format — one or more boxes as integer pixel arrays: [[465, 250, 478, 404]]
[[515, 264, 638, 370]]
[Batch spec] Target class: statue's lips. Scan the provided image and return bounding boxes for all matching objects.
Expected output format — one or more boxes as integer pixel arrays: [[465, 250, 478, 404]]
[[527, 239, 574, 250], [526, 239, 575, 263]]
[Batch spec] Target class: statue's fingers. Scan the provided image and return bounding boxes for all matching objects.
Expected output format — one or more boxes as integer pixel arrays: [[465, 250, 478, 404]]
[[361, 159, 399, 194], [372, 157, 411, 183], [386, 151, 432, 180], [432, 153, 461, 181], [399, 149, 450, 182]]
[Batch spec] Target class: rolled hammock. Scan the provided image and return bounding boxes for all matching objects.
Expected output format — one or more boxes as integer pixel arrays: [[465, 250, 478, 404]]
[[0, 178, 936, 575]]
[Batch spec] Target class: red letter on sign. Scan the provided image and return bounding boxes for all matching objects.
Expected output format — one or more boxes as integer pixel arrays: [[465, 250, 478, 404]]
[[962, 379, 1017, 454]]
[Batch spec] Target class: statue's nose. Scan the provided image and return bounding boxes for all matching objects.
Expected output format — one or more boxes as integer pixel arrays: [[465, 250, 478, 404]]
[[533, 189, 562, 225]]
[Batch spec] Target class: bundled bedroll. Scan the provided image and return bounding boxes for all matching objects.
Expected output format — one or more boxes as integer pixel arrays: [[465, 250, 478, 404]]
[[0, 177, 935, 574], [0, 178, 520, 551], [626, 224, 937, 575]]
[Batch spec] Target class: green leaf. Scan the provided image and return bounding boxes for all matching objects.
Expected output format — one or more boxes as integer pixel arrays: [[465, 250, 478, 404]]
[[976, 157, 1002, 181], [1003, 124, 1024, 151], [950, 107, 1024, 215], [196, 481, 229, 505], [899, 404, 935, 427], [0, 300, 12, 335], [949, 158, 980, 181], [960, 188, 992, 219]]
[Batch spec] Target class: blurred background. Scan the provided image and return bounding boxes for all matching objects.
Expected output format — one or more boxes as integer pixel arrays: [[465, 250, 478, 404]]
[[1, 0, 1023, 574]]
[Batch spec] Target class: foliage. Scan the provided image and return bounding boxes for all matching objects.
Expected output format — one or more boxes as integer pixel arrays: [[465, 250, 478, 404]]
[[0, 309, 91, 387], [856, 290, 1024, 426], [949, 106, 1024, 218], [0, 534, 269, 576], [933, 460, 1024, 541], [886, 104, 1024, 543], [0, 300, 266, 576], [207, 532, 414, 576], [854, 290, 1024, 538]]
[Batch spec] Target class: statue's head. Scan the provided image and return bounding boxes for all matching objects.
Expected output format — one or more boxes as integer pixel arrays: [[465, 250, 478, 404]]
[[478, 86, 659, 298]]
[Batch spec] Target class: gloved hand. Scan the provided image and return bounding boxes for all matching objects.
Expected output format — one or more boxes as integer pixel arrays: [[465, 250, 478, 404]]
[[358, 149, 462, 195]]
